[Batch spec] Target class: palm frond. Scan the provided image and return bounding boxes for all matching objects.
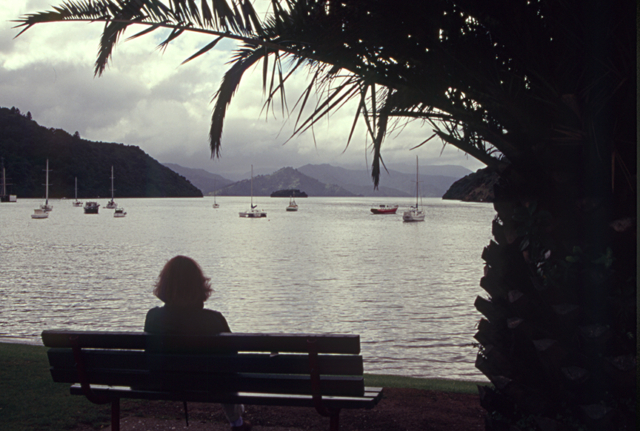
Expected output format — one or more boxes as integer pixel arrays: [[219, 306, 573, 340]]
[[209, 47, 265, 157]]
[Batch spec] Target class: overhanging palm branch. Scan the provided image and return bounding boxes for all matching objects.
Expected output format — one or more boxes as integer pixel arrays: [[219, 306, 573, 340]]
[[15, 0, 634, 196]]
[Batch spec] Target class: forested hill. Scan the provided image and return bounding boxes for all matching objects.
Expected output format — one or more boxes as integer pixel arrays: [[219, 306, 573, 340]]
[[0, 107, 202, 198]]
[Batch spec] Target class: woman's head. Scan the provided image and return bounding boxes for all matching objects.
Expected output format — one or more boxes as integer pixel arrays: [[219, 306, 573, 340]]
[[154, 255, 212, 306]]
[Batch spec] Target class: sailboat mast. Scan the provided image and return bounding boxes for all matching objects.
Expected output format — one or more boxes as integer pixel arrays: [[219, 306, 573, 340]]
[[250, 165, 254, 207], [45, 159, 49, 205], [75, 177, 78, 200], [415, 156, 419, 208], [2, 165, 6, 197], [110, 166, 115, 200]]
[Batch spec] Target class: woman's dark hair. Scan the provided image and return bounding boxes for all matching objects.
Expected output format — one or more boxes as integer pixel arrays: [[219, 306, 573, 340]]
[[154, 255, 212, 306]]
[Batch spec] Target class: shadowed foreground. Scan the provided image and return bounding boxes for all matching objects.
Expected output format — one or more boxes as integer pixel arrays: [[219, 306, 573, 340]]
[[75, 388, 483, 430]]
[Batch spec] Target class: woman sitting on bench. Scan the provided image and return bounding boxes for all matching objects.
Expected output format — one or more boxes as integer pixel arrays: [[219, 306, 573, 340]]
[[144, 255, 252, 431]]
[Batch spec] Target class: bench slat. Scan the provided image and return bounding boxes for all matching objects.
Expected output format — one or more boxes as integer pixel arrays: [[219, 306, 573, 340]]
[[52, 370, 365, 396], [42, 330, 360, 354], [48, 349, 364, 376], [69, 384, 384, 410]]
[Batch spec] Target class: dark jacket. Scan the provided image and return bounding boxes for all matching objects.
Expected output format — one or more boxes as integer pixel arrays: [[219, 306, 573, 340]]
[[144, 304, 231, 335]]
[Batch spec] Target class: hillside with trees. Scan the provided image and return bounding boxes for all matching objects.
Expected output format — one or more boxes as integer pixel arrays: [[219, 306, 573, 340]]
[[0, 107, 202, 198]]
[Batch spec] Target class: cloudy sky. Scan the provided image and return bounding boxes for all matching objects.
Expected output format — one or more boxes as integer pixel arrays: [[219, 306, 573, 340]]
[[1, 2, 485, 181]]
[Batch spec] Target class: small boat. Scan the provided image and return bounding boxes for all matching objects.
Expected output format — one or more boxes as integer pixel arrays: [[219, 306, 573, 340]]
[[212, 181, 219, 208], [114, 207, 127, 217], [239, 166, 267, 218], [371, 204, 398, 214], [286, 196, 298, 211], [30, 208, 48, 219], [1, 159, 17, 203], [403, 156, 426, 222], [72, 177, 83, 207], [40, 159, 53, 212], [84, 201, 100, 214], [105, 166, 117, 209]]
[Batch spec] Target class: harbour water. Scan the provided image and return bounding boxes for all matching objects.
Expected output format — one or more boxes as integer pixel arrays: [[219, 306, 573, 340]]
[[0, 196, 495, 381]]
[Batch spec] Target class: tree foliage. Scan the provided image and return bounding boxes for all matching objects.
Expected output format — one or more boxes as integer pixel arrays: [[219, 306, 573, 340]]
[[0, 107, 202, 198]]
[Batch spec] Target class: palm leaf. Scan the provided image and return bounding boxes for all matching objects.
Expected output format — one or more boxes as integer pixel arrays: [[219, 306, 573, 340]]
[[210, 47, 265, 156], [181, 36, 223, 64]]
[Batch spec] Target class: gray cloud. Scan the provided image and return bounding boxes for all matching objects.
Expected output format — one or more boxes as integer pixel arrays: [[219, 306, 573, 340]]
[[1, 3, 486, 182]]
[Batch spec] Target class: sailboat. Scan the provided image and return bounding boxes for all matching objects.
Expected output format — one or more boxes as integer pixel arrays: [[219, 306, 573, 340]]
[[1, 158, 17, 202], [72, 177, 83, 207], [40, 159, 53, 212], [105, 166, 117, 209], [212, 180, 219, 208], [286, 195, 298, 211], [402, 156, 426, 222], [239, 166, 266, 218]]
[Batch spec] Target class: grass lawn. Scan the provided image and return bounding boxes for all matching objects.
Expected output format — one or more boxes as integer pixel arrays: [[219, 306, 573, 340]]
[[0, 342, 485, 430]]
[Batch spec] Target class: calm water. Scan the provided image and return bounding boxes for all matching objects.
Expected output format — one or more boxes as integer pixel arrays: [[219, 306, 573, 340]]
[[0, 196, 495, 381]]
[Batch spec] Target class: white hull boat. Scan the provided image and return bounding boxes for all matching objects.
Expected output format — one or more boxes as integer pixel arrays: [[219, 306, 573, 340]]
[[40, 159, 53, 212], [114, 207, 127, 217], [286, 196, 298, 211], [31, 208, 48, 219], [403, 156, 425, 222], [239, 166, 266, 218], [72, 177, 83, 207], [105, 166, 117, 209]]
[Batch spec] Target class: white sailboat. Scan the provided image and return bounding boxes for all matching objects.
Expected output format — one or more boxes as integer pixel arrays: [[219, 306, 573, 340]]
[[40, 159, 53, 212], [72, 177, 83, 207], [402, 156, 426, 222], [286, 196, 298, 211], [239, 166, 266, 218], [31, 208, 48, 219], [105, 166, 117, 209]]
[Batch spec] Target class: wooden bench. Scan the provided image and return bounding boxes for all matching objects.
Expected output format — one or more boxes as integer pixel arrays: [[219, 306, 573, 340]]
[[42, 329, 383, 431]]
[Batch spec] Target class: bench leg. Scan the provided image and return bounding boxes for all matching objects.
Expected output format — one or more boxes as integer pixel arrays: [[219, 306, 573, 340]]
[[111, 398, 120, 431], [329, 409, 340, 431]]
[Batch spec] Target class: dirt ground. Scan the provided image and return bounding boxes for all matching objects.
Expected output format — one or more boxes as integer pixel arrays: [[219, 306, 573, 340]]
[[84, 387, 485, 431]]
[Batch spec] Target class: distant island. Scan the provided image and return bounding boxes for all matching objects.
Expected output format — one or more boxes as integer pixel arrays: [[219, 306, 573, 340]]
[[270, 189, 308, 197], [216, 167, 356, 197], [0, 107, 202, 198]]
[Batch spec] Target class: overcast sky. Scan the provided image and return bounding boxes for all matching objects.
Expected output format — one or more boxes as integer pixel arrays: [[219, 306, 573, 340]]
[[1, 2, 485, 181]]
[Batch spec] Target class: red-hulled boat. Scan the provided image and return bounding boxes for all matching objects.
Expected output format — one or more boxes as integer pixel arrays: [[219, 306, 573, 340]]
[[370, 204, 398, 214]]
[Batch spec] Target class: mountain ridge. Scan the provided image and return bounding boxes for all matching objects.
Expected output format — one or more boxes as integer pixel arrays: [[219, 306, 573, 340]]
[[162, 162, 470, 197], [0, 107, 202, 198]]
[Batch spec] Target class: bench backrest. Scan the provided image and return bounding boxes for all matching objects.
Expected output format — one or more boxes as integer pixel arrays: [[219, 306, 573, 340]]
[[42, 330, 365, 397]]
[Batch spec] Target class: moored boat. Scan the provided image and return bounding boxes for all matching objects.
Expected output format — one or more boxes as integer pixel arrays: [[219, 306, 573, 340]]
[[114, 207, 126, 217], [286, 196, 298, 211], [403, 157, 426, 222], [40, 159, 53, 212], [371, 204, 398, 214], [105, 166, 117, 209], [212, 181, 219, 208], [239, 166, 266, 218], [84, 201, 100, 214], [30, 208, 48, 219], [72, 177, 83, 207], [1, 159, 17, 203]]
